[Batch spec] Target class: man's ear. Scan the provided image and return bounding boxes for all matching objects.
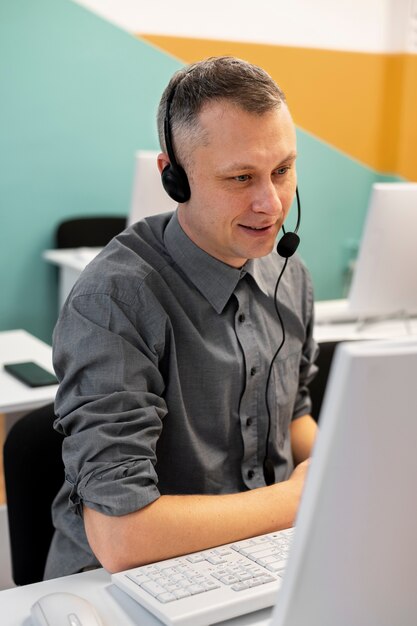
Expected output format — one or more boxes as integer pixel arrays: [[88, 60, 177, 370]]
[[157, 152, 170, 175]]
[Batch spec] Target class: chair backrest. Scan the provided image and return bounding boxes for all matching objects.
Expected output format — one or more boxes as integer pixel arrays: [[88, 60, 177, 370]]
[[308, 340, 339, 422], [56, 215, 127, 249], [3, 403, 64, 585]]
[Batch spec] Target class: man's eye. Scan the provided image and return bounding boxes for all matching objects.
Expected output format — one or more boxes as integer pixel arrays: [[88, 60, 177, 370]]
[[275, 166, 290, 175], [234, 174, 250, 182]]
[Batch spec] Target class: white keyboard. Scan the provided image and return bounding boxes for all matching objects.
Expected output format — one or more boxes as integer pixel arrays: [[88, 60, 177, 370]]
[[111, 528, 294, 626]]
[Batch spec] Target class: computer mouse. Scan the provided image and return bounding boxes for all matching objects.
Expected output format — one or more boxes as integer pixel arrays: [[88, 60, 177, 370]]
[[30, 591, 103, 626]]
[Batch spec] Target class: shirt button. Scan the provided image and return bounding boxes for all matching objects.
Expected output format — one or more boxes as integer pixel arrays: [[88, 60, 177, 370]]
[[238, 313, 245, 323], [247, 469, 255, 479], [246, 417, 252, 427], [250, 367, 257, 376]]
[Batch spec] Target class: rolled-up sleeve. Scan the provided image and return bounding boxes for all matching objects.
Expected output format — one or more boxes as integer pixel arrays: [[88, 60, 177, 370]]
[[53, 291, 167, 517]]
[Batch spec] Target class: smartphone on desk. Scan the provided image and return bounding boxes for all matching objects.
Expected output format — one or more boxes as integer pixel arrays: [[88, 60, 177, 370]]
[[4, 361, 58, 387]]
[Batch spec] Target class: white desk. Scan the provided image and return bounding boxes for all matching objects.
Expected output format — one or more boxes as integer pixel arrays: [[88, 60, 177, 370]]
[[0, 568, 272, 626], [0, 330, 57, 415], [0, 331, 58, 592], [43, 247, 102, 309], [313, 316, 417, 343]]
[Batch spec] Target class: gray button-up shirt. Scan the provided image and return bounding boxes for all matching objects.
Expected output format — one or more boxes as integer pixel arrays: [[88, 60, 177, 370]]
[[45, 210, 318, 579]]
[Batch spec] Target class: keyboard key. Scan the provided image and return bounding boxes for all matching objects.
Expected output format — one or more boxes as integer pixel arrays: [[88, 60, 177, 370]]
[[231, 581, 251, 592], [202, 580, 221, 591], [157, 592, 177, 603], [127, 573, 150, 586], [256, 555, 281, 566], [186, 584, 206, 595], [237, 571, 253, 581], [141, 581, 167, 597], [207, 555, 228, 565], [173, 588, 191, 600], [218, 574, 240, 585], [239, 542, 277, 556], [265, 560, 287, 572], [214, 548, 233, 556], [160, 567, 179, 576], [186, 553, 206, 563]]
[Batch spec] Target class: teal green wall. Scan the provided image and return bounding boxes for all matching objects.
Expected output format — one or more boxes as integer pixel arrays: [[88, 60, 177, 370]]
[[295, 129, 401, 300], [0, 0, 401, 343], [0, 0, 180, 342]]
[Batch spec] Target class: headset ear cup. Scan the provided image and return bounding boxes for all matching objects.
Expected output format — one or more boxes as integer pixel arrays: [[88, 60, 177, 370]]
[[161, 164, 191, 204]]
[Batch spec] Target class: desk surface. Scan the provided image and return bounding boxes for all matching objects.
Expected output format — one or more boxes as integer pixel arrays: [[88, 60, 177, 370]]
[[43, 247, 102, 271], [313, 315, 417, 343], [0, 568, 272, 626], [0, 330, 57, 414]]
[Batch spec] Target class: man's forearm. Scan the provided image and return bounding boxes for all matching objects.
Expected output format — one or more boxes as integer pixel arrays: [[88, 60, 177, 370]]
[[290, 414, 318, 466], [84, 461, 308, 573]]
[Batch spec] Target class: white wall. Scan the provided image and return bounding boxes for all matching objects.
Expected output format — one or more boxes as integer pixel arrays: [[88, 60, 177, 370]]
[[73, 0, 416, 52]]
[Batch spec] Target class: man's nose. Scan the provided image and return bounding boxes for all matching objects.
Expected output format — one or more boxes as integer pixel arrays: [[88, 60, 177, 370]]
[[251, 181, 283, 215]]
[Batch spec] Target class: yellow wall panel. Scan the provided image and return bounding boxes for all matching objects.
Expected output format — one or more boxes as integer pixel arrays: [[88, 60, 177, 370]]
[[396, 54, 417, 181], [140, 34, 416, 180]]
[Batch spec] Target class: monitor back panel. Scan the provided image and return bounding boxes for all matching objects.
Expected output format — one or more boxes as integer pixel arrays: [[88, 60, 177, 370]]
[[128, 150, 176, 226], [272, 338, 417, 626], [348, 182, 417, 317]]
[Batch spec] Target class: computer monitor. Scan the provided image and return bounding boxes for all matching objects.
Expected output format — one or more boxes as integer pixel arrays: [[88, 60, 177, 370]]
[[347, 181, 417, 317], [128, 150, 177, 226], [272, 337, 417, 626]]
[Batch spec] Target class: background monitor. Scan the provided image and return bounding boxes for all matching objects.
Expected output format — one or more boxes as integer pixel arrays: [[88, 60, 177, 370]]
[[347, 181, 417, 317], [128, 150, 177, 226]]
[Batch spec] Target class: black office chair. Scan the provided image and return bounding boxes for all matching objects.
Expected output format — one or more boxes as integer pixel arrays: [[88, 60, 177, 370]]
[[55, 215, 127, 249], [308, 340, 339, 422], [3, 403, 64, 585]]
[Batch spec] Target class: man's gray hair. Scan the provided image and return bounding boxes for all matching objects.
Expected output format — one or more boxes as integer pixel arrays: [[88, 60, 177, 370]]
[[157, 56, 287, 166]]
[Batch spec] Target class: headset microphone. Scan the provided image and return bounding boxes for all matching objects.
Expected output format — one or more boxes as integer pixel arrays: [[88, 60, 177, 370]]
[[276, 231, 300, 258], [276, 187, 301, 258]]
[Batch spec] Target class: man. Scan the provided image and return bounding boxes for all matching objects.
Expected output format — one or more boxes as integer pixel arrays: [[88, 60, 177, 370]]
[[45, 56, 318, 579]]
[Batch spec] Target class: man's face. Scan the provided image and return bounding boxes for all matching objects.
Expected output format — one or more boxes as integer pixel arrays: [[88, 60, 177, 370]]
[[176, 100, 297, 268]]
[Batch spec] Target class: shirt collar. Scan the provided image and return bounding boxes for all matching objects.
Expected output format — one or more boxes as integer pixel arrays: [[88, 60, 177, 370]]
[[164, 211, 279, 313], [244, 257, 276, 298]]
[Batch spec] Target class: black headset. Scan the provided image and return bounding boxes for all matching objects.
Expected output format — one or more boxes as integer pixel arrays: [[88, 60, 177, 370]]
[[161, 79, 191, 204], [161, 73, 302, 485]]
